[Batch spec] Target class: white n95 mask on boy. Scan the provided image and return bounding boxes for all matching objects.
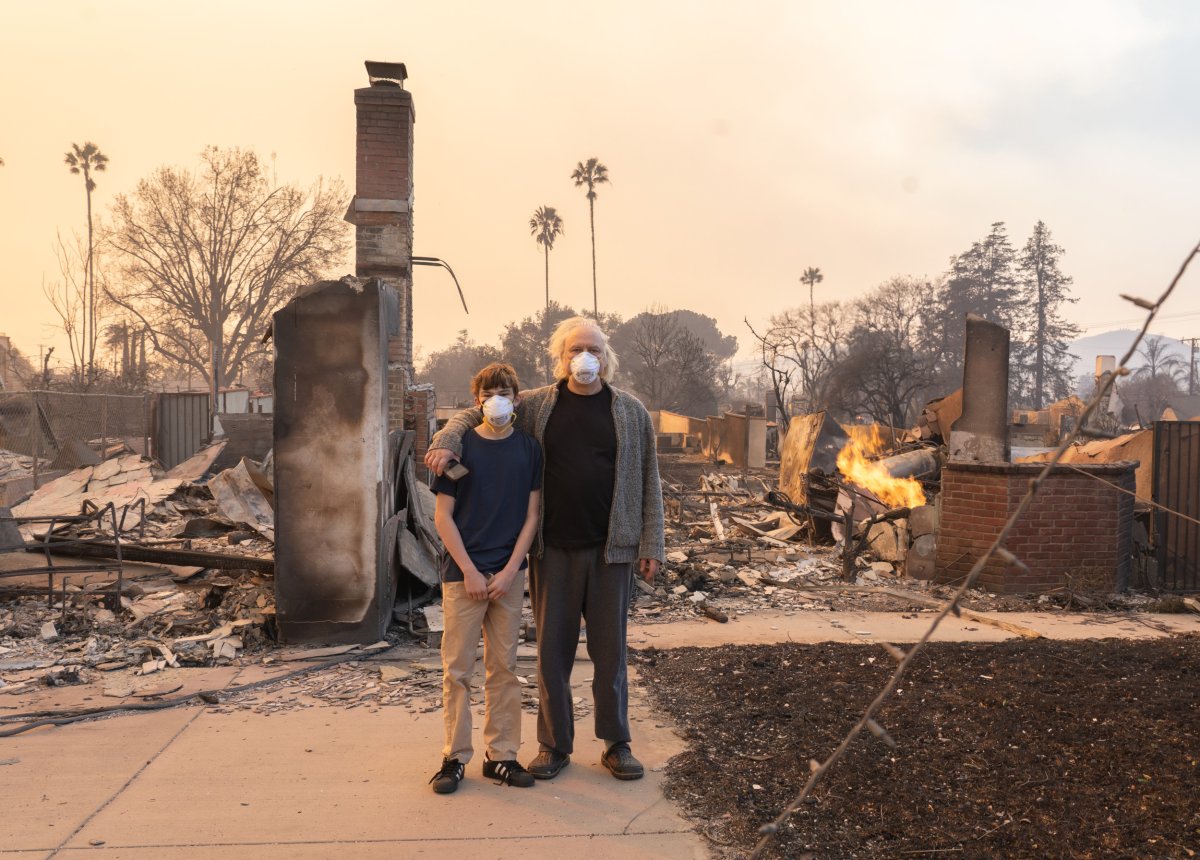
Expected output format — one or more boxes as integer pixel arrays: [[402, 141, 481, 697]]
[[482, 395, 514, 428], [569, 351, 601, 385]]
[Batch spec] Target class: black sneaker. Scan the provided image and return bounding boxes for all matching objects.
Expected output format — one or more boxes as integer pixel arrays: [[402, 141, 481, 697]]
[[429, 757, 464, 794], [601, 743, 644, 780], [482, 756, 535, 787], [528, 749, 570, 780]]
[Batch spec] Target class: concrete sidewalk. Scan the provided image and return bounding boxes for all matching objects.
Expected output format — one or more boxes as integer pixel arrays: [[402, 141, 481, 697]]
[[3, 608, 1197, 859]]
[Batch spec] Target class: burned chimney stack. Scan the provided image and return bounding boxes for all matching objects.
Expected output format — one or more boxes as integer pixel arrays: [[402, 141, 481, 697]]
[[351, 60, 415, 409]]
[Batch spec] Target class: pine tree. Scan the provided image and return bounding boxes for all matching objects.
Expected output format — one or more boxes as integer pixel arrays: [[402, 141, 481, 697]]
[[1015, 221, 1080, 409], [934, 222, 1020, 389]]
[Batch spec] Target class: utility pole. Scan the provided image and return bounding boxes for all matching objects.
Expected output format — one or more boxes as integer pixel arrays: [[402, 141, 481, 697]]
[[1186, 337, 1199, 396]]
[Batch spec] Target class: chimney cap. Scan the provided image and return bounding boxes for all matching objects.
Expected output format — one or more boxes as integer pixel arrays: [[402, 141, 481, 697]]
[[365, 61, 407, 88]]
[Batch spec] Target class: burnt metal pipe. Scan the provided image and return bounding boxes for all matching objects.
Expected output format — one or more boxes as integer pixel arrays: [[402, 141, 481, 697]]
[[873, 446, 942, 480], [412, 256, 469, 313]]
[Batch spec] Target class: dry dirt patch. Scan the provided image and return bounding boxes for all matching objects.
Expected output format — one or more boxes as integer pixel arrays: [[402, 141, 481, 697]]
[[636, 637, 1200, 859]]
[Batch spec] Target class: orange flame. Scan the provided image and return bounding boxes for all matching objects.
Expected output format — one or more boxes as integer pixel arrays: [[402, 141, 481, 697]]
[[836, 426, 926, 509]]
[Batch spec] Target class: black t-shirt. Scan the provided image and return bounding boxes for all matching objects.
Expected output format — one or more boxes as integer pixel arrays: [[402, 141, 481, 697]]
[[431, 428, 543, 582], [542, 380, 616, 549]]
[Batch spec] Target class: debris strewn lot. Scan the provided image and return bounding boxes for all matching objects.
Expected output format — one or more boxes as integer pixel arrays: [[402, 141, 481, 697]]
[[637, 637, 1200, 860]]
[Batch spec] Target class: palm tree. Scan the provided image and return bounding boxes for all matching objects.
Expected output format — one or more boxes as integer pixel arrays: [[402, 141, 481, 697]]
[[571, 158, 609, 316], [529, 205, 564, 309], [799, 266, 823, 409], [65, 142, 109, 382], [800, 266, 823, 324]]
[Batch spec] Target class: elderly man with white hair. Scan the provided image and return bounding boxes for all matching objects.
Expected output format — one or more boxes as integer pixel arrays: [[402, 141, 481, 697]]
[[425, 315, 664, 781]]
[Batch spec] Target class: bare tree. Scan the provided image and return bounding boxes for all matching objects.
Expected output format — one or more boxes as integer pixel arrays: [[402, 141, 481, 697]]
[[107, 147, 349, 422], [833, 277, 939, 425], [623, 307, 680, 408], [612, 307, 724, 416], [747, 301, 850, 422], [43, 230, 112, 388], [416, 330, 503, 407]]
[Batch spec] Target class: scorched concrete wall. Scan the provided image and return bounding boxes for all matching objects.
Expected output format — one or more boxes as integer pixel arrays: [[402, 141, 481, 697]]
[[273, 278, 399, 643]]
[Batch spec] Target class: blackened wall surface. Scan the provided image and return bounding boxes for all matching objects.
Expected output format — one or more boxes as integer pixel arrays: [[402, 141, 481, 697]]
[[273, 278, 399, 643]]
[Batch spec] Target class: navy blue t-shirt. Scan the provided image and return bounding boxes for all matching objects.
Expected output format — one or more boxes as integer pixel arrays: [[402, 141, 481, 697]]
[[431, 428, 543, 583]]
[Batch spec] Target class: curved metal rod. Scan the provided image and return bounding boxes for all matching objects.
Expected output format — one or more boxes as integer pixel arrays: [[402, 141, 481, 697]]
[[412, 256, 469, 314]]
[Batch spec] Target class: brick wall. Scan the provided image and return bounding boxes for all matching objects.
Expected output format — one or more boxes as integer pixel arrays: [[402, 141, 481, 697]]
[[387, 334, 409, 434], [935, 461, 1136, 594], [387, 365, 407, 435], [404, 383, 436, 484]]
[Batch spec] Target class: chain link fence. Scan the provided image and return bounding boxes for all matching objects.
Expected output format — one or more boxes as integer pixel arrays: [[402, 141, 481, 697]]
[[0, 391, 152, 500]]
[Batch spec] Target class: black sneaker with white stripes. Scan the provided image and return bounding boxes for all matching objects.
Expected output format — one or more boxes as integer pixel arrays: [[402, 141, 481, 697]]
[[429, 757, 464, 794], [482, 756, 535, 787]]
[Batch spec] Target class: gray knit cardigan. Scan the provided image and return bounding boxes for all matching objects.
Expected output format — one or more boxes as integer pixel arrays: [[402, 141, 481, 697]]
[[429, 382, 665, 564]]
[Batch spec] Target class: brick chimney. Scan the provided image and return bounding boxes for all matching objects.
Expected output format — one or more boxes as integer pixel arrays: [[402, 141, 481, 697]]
[[351, 61, 415, 430]]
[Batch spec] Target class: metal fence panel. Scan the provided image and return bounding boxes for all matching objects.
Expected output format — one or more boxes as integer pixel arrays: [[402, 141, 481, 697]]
[[154, 392, 211, 471], [1152, 420, 1200, 592], [0, 391, 152, 499]]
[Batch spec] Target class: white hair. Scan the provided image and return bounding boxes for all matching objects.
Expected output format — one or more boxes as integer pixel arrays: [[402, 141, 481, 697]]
[[547, 316, 619, 382]]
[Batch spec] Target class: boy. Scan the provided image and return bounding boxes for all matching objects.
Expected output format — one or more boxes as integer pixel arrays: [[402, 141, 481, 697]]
[[428, 362, 543, 794]]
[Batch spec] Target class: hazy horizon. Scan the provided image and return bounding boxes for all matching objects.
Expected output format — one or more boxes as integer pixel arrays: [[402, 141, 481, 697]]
[[3, 1, 1200, 381]]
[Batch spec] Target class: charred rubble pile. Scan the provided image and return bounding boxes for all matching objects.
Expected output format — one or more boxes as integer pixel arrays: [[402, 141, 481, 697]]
[[0, 441, 281, 694], [646, 465, 994, 625], [647, 387, 1169, 623], [0, 430, 451, 705]]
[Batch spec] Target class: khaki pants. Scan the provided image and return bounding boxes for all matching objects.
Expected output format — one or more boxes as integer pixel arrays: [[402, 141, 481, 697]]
[[440, 571, 526, 764]]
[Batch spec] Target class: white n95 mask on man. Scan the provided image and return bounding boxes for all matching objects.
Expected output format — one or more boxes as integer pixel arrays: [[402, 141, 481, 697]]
[[482, 395, 514, 428], [569, 351, 601, 385]]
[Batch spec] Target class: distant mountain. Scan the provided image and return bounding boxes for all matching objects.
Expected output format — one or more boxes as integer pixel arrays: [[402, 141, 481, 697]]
[[1068, 329, 1190, 384]]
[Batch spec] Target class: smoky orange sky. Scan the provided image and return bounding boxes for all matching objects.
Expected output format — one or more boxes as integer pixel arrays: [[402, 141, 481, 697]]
[[3, 1, 1200, 380]]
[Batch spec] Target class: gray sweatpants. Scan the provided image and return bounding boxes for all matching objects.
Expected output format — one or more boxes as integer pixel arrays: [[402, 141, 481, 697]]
[[529, 545, 633, 755]]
